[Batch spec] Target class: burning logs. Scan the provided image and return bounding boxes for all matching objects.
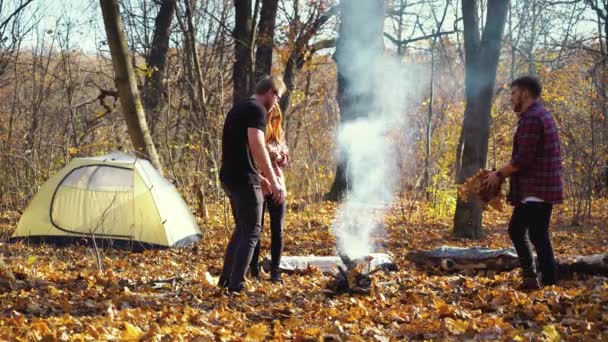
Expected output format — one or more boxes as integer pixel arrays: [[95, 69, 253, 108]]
[[324, 255, 384, 296], [260, 253, 397, 296]]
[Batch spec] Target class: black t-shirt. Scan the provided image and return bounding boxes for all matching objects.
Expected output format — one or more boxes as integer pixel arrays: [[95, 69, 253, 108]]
[[220, 98, 267, 187]]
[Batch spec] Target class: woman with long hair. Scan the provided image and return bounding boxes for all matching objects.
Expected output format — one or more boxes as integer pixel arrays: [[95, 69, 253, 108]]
[[250, 103, 289, 283]]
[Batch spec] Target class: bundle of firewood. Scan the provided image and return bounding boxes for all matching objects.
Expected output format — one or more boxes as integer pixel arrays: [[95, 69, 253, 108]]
[[325, 255, 377, 296], [459, 169, 504, 211], [325, 263, 374, 295]]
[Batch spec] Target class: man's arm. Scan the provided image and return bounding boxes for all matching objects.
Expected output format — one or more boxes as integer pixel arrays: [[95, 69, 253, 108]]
[[485, 116, 542, 188], [248, 128, 285, 203]]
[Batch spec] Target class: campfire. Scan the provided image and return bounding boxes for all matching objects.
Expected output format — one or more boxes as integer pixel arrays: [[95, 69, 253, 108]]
[[262, 252, 396, 295], [324, 254, 380, 296]]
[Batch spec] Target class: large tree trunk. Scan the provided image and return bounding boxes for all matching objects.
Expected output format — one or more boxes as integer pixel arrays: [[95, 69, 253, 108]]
[[142, 0, 176, 134], [326, 0, 384, 201], [233, 0, 254, 105], [453, 0, 508, 238], [254, 0, 278, 81], [100, 0, 163, 174]]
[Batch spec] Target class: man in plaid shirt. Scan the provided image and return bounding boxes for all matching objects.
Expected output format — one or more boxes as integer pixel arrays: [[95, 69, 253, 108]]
[[485, 76, 563, 290]]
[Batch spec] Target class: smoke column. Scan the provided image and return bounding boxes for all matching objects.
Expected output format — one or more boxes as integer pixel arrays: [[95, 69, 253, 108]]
[[332, 0, 426, 260]]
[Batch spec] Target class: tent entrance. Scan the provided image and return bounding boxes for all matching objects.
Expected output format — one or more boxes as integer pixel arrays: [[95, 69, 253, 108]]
[[50, 165, 135, 238]]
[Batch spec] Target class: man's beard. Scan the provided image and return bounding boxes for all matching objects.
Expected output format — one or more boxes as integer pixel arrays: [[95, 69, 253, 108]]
[[261, 98, 271, 110], [513, 103, 522, 112]]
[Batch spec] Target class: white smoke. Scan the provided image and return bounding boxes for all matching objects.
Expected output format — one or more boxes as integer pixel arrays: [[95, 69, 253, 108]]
[[332, 1, 426, 260]]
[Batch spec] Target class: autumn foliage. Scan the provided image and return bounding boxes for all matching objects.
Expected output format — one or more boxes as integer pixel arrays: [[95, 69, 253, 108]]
[[1, 198, 608, 341], [459, 169, 505, 211]]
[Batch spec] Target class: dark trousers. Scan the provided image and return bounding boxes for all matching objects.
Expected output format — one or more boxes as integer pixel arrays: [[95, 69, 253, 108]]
[[250, 196, 286, 272], [219, 183, 264, 290], [508, 202, 558, 285]]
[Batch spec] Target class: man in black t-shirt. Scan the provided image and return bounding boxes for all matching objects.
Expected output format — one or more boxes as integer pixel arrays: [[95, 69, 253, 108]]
[[218, 76, 286, 293]]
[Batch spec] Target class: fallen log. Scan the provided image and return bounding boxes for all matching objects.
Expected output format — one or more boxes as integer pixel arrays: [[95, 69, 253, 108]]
[[557, 253, 608, 278], [406, 246, 608, 278], [406, 246, 520, 272], [261, 253, 397, 274]]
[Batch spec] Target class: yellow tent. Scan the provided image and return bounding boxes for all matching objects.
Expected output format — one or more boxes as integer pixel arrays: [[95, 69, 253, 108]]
[[12, 152, 201, 249]]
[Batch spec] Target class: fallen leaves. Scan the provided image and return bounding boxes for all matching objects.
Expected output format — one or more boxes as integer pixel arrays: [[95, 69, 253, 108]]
[[245, 323, 269, 341], [459, 169, 505, 211], [121, 322, 144, 341], [0, 199, 607, 340]]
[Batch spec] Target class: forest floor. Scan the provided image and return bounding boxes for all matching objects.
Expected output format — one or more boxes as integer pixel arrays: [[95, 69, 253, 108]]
[[0, 197, 607, 341]]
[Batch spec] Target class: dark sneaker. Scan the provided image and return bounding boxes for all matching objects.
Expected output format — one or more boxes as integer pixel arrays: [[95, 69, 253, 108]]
[[227, 286, 254, 297], [518, 276, 542, 290], [541, 273, 558, 286], [249, 265, 261, 280], [270, 270, 283, 284], [218, 276, 229, 289]]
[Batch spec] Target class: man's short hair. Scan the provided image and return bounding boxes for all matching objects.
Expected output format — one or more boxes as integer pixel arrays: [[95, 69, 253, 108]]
[[511, 76, 542, 99], [255, 75, 286, 96]]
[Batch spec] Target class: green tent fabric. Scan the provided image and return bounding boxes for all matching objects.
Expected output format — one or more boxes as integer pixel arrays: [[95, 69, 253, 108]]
[[11, 152, 201, 249]]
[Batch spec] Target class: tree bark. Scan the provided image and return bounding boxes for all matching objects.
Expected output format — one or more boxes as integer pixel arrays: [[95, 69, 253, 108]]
[[100, 0, 163, 173], [233, 0, 254, 105], [327, 0, 384, 201], [453, 0, 508, 238], [142, 0, 176, 134], [254, 0, 278, 81], [143, 0, 175, 132]]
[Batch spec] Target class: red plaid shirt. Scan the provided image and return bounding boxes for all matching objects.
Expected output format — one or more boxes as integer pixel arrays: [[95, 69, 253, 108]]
[[508, 101, 564, 205]]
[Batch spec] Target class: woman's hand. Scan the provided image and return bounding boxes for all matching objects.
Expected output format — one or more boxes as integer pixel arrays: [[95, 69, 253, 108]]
[[277, 152, 289, 168]]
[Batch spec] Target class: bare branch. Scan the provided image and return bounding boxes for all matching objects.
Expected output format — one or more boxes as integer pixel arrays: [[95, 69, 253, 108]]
[[384, 29, 457, 46]]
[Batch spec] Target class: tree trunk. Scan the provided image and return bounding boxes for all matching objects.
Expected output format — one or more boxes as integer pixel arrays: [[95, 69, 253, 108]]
[[326, 0, 385, 201], [100, 0, 163, 174], [254, 0, 278, 81], [453, 0, 508, 238], [233, 0, 254, 105], [424, 39, 436, 198], [142, 0, 176, 134], [279, 51, 305, 113]]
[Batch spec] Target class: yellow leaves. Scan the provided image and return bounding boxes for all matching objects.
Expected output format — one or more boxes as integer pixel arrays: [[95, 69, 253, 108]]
[[459, 169, 505, 211], [433, 298, 453, 317], [121, 322, 145, 341], [542, 324, 561, 342], [245, 323, 268, 341], [26, 255, 36, 266], [68, 146, 79, 156], [2, 199, 608, 341], [340, 303, 369, 323], [46, 285, 60, 297], [444, 317, 470, 335], [381, 308, 408, 323]]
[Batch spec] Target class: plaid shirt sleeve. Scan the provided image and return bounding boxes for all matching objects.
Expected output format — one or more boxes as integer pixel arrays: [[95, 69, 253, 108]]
[[511, 115, 542, 172]]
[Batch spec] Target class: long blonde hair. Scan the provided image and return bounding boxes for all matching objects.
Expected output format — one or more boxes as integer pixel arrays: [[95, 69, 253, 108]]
[[265, 103, 283, 144]]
